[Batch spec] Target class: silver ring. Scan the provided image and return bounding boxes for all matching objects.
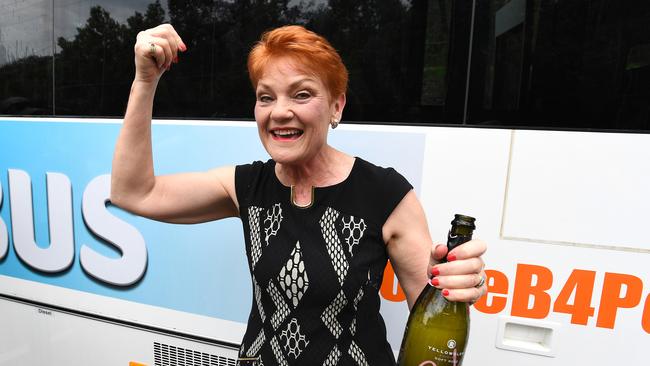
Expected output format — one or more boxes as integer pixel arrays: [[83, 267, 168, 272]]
[[475, 274, 486, 288], [149, 42, 156, 55]]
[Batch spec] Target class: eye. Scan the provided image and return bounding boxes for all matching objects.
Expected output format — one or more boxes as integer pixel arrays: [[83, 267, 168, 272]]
[[258, 94, 273, 103], [294, 90, 312, 100]]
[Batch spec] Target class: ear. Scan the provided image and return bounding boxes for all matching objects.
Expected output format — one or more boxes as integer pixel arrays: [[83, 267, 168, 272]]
[[332, 93, 346, 120]]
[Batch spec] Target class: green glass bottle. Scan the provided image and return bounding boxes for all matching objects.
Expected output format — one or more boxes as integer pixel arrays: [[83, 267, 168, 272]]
[[397, 214, 476, 366]]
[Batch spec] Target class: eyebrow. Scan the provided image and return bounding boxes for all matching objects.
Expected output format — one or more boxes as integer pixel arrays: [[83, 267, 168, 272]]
[[257, 77, 318, 91]]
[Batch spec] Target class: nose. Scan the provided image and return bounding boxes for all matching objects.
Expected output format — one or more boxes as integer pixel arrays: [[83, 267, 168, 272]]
[[270, 97, 294, 122]]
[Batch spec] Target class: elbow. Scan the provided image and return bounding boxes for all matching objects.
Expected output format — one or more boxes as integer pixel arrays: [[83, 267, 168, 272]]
[[109, 189, 144, 216], [109, 176, 122, 206], [109, 178, 135, 211], [109, 175, 161, 219], [109, 180, 155, 219], [109, 187, 127, 210]]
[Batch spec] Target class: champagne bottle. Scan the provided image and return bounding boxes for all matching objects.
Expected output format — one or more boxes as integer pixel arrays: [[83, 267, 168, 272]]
[[397, 214, 476, 366]]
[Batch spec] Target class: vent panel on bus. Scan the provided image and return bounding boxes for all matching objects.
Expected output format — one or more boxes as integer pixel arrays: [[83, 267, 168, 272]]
[[154, 342, 236, 366]]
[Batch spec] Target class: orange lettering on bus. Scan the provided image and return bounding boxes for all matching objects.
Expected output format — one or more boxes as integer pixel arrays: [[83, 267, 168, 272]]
[[381, 260, 406, 302], [596, 272, 643, 329], [511, 264, 552, 319], [552, 269, 596, 325], [642, 293, 650, 334], [473, 269, 508, 314]]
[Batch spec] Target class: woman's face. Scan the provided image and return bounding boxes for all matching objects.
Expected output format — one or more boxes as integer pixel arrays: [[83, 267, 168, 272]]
[[254, 57, 344, 166]]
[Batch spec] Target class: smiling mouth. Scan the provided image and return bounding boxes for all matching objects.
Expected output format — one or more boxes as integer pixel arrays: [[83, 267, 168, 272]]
[[271, 129, 304, 141]]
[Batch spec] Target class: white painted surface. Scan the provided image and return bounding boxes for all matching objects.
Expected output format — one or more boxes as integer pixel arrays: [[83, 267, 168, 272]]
[[0, 296, 239, 366], [502, 130, 650, 252], [0, 275, 246, 345], [419, 127, 511, 244]]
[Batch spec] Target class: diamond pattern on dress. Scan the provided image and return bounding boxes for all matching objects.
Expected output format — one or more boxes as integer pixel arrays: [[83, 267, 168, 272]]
[[268, 280, 290, 330], [348, 340, 370, 366], [279, 318, 310, 359], [248, 206, 263, 268], [319, 207, 349, 286], [350, 287, 365, 336], [278, 241, 309, 308], [341, 215, 367, 256], [253, 277, 266, 323], [350, 317, 357, 337], [321, 290, 348, 339], [323, 345, 341, 366], [270, 336, 289, 366], [264, 203, 283, 246], [246, 329, 266, 357]]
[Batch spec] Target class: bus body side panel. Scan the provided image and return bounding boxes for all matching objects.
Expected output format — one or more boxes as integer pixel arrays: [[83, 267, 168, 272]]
[[414, 128, 649, 364], [0, 295, 239, 365], [0, 118, 647, 365]]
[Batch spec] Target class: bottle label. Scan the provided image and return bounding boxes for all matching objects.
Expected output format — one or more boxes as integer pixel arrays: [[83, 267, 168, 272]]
[[411, 339, 464, 366]]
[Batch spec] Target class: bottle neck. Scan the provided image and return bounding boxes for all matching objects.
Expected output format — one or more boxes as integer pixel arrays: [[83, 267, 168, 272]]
[[446, 225, 473, 259]]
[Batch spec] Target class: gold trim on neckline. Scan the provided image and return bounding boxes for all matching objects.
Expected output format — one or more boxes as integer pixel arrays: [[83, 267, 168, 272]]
[[290, 185, 315, 209]]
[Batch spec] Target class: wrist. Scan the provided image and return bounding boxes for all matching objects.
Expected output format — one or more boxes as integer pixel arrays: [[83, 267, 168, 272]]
[[131, 77, 159, 90]]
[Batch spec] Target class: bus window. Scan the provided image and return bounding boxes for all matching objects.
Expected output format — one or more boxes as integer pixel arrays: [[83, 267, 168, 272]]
[[467, 0, 650, 131], [1, 0, 462, 124], [0, 0, 52, 115]]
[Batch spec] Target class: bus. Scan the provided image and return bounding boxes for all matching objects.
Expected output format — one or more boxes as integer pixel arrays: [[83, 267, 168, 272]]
[[1, 1, 648, 365]]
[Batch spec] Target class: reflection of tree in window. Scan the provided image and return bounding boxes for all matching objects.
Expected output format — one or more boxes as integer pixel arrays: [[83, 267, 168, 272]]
[[55, 3, 166, 115], [421, 0, 451, 107], [3, 0, 442, 122], [0, 28, 7, 66]]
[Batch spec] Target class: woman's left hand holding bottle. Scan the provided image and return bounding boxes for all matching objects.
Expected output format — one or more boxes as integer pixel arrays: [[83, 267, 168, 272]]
[[429, 239, 488, 303]]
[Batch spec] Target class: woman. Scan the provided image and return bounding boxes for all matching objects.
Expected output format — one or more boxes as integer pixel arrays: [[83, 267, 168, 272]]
[[111, 24, 487, 365]]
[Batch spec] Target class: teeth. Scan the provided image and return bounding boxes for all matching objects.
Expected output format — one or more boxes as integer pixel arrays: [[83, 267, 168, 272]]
[[274, 129, 301, 136]]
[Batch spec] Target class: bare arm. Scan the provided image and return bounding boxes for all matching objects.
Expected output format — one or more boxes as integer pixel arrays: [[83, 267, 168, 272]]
[[110, 24, 238, 223], [383, 190, 487, 309]]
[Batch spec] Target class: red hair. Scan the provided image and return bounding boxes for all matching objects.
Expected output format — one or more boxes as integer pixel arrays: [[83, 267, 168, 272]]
[[248, 25, 348, 99]]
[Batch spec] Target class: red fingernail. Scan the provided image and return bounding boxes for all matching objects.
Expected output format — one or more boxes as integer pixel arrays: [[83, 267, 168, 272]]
[[447, 253, 457, 262], [180, 42, 187, 51], [431, 278, 439, 286], [442, 289, 450, 297], [431, 267, 440, 276], [173, 56, 178, 64]]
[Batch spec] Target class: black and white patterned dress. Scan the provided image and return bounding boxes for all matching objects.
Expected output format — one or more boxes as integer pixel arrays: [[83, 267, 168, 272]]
[[235, 158, 412, 365]]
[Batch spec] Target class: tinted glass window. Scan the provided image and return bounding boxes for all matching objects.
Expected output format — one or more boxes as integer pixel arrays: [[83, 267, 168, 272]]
[[49, 0, 451, 121], [2, 0, 650, 132], [0, 0, 53, 115], [468, 0, 650, 131], [3, 0, 453, 122], [53, 0, 162, 116]]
